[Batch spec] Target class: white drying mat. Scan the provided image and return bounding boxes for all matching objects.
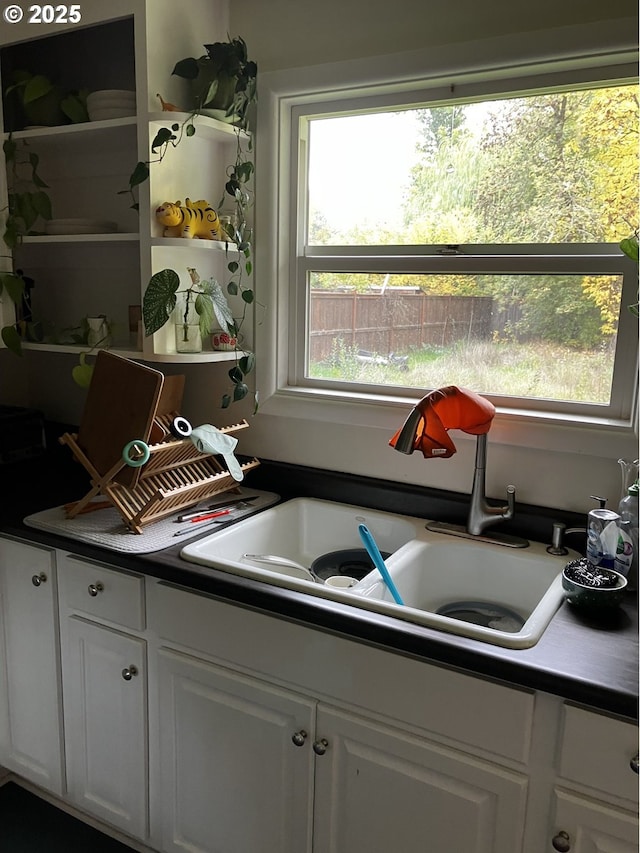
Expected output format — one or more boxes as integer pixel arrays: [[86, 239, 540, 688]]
[[23, 489, 281, 554]]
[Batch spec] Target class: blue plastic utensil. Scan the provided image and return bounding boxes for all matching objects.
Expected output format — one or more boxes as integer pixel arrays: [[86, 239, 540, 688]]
[[358, 524, 405, 606]]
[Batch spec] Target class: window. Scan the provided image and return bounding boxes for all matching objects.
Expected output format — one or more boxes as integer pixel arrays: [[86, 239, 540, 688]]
[[288, 80, 638, 421]]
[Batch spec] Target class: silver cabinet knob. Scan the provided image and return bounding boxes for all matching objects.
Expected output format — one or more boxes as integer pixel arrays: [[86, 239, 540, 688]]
[[631, 753, 639, 774], [312, 738, 329, 756], [291, 730, 307, 747], [552, 831, 571, 852], [87, 582, 104, 597], [31, 573, 47, 587], [121, 665, 138, 681]]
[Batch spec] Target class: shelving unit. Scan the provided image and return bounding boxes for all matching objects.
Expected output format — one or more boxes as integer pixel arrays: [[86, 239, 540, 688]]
[[0, 0, 251, 366]]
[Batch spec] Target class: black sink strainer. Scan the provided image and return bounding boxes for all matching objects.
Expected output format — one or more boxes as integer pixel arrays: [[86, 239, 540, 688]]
[[436, 601, 525, 633], [311, 548, 391, 582]]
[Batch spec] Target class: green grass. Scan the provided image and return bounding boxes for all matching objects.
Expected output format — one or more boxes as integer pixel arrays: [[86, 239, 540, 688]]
[[309, 339, 614, 403]]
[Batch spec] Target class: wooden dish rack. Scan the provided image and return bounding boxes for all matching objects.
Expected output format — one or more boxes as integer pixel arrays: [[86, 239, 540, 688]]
[[60, 352, 260, 534]]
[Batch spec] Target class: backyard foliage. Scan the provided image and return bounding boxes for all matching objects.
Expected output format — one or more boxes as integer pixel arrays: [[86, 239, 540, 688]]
[[309, 86, 639, 351]]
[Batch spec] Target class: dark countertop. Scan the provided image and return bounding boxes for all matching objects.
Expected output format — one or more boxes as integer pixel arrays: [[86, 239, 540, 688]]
[[1, 425, 637, 721]]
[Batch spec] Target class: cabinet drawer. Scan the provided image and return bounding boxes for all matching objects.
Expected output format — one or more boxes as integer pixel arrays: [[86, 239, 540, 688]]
[[559, 704, 639, 803], [58, 554, 145, 631]]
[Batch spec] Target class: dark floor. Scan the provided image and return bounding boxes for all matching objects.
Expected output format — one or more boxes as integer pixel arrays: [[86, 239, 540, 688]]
[[0, 781, 139, 852]]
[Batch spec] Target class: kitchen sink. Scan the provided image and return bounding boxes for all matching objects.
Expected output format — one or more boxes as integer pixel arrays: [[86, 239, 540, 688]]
[[352, 535, 577, 648], [181, 497, 420, 583], [180, 497, 577, 649]]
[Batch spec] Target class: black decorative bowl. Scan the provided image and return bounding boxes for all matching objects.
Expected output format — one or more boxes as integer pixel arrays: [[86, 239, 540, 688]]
[[562, 559, 627, 609]]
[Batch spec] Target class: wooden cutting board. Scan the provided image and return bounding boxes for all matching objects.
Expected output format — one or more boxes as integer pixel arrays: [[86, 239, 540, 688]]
[[149, 374, 186, 443], [77, 351, 164, 488]]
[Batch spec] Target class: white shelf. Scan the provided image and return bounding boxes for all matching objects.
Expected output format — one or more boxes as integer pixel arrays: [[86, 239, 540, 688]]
[[4, 116, 137, 142], [147, 111, 249, 143], [20, 342, 242, 364], [0, 8, 254, 370], [21, 233, 140, 244], [150, 237, 238, 252]]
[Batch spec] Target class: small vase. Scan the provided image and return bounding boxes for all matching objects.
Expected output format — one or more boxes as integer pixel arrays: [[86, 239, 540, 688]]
[[174, 294, 202, 353], [87, 316, 110, 348]]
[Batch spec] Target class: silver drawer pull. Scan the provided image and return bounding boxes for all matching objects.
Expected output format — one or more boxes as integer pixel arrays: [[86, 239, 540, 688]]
[[291, 730, 307, 747], [312, 738, 329, 756], [552, 830, 571, 851], [31, 573, 47, 587], [87, 582, 104, 597], [122, 665, 138, 681], [630, 753, 639, 774]]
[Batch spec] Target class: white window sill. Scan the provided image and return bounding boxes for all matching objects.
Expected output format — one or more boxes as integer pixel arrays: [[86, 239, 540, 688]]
[[257, 384, 638, 459]]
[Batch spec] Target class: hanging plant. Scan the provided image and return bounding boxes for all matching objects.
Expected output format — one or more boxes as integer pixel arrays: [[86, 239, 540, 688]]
[[1, 136, 52, 354], [124, 36, 259, 409]]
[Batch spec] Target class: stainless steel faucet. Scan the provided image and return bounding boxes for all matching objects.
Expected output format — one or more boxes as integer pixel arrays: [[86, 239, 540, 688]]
[[392, 404, 528, 547], [467, 433, 516, 536]]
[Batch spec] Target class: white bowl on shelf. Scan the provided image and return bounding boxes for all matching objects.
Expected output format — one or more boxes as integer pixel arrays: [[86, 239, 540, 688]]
[[87, 89, 136, 121], [88, 106, 136, 121]]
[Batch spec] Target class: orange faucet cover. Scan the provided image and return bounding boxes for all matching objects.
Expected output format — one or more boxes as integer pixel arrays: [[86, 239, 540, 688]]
[[389, 385, 495, 458]]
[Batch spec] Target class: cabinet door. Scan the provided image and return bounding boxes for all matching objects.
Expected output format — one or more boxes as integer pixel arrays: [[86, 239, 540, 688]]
[[313, 705, 528, 853], [156, 648, 315, 853], [62, 616, 147, 839], [550, 790, 639, 853], [0, 539, 63, 793]]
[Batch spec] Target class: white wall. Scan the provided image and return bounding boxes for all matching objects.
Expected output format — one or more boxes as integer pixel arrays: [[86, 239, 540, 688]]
[[231, 4, 639, 516], [231, 0, 636, 72]]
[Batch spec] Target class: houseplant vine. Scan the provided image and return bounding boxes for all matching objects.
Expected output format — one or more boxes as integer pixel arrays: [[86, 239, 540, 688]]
[[129, 35, 258, 409], [0, 136, 52, 353]]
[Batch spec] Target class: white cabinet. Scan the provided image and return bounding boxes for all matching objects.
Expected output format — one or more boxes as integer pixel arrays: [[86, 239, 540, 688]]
[[313, 705, 528, 853], [156, 648, 315, 853], [58, 553, 148, 840], [156, 648, 527, 853], [0, 538, 63, 793], [0, 0, 250, 364], [0, 536, 637, 853], [550, 792, 638, 852], [548, 705, 639, 853], [150, 581, 530, 853]]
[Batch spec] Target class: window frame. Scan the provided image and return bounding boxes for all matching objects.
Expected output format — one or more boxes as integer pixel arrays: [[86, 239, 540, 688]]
[[255, 29, 639, 444]]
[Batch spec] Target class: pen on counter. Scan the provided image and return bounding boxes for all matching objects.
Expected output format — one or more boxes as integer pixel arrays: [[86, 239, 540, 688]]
[[173, 512, 232, 538], [175, 496, 259, 523], [188, 509, 231, 524]]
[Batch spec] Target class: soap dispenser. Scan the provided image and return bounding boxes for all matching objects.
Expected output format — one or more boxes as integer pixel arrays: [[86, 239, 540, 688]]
[[586, 495, 620, 569], [615, 483, 638, 590]]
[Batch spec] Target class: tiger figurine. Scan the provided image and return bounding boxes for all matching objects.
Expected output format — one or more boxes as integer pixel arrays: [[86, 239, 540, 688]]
[[155, 198, 222, 240]]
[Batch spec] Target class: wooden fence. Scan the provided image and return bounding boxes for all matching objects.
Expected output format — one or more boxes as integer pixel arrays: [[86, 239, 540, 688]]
[[309, 291, 495, 362]]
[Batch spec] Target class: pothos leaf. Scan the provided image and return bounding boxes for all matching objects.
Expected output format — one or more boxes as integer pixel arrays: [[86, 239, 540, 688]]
[[620, 235, 639, 263], [129, 161, 150, 188], [228, 365, 243, 384], [151, 127, 175, 152], [0, 272, 25, 304], [233, 382, 249, 401], [72, 358, 94, 388], [239, 353, 255, 375], [1, 324, 23, 356]]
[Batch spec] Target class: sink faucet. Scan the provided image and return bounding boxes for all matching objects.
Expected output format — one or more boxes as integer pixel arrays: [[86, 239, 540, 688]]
[[390, 388, 528, 547], [467, 433, 515, 536]]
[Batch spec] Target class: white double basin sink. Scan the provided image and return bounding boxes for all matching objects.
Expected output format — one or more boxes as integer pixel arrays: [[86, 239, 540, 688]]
[[180, 498, 577, 649]]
